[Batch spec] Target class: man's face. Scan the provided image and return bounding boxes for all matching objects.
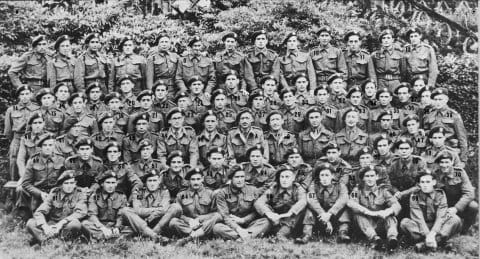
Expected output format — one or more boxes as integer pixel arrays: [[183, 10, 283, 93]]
[[439, 158, 453, 172], [433, 95, 448, 109], [41, 94, 55, 107], [177, 98, 189, 109], [345, 111, 359, 127], [318, 32, 331, 45], [208, 152, 225, 169], [122, 40, 134, 55], [120, 80, 134, 94], [319, 169, 333, 186], [252, 96, 265, 109], [231, 171, 246, 189], [55, 86, 70, 101], [101, 118, 115, 132], [364, 83, 377, 97], [413, 79, 426, 92], [34, 40, 48, 54], [421, 91, 432, 106], [349, 92, 362, 106], [315, 89, 329, 103], [430, 132, 446, 147], [239, 113, 253, 129], [155, 85, 168, 100], [190, 81, 204, 95], [140, 96, 153, 109], [397, 143, 412, 158], [406, 120, 419, 134], [279, 170, 295, 188], [58, 41, 71, 56], [363, 171, 378, 187], [287, 154, 303, 167], [72, 97, 85, 112], [330, 79, 345, 94], [19, 90, 32, 103], [255, 35, 268, 49], [88, 38, 101, 52], [381, 35, 393, 48], [106, 146, 121, 162], [286, 36, 298, 50], [378, 93, 392, 106], [146, 176, 160, 191], [140, 145, 153, 160], [418, 175, 435, 193], [326, 149, 340, 162], [102, 178, 117, 194], [189, 174, 203, 190], [283, 92, 296, 106], [269, 114, 284, 131], [224, 38, 237, 50], [225, 75, 240, 90], [31, 118, 45, 133], [376, 139, 390, 155], [168, 112, 184, 129], [191, 41, 203, 54], [308, 112, 322, 128], [69, 124, 82, 137], [249, 150, 263, 167], [135, 120, 149, 133], [169, 157, 184, 172], [409, 32, 421, 45], [295, 77, 308, 92], [108, 98, 121, 111], [204, 115, 218, 132], [262, 80, 277, 95], [62, 179, 77, 194], [78, 145, 93, 160], [214, 94, 226, 110], [380, 115, 393, 129], [347, 35, 361, 51], [157, 37, 171, 51], [359, 154, 373, 167], [41, 139, 55, 156], [397, 87, 410, 103]]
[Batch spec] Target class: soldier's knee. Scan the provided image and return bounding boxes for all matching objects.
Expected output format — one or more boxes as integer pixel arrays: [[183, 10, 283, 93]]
[[26, 218, 37, 230], [468, 200, 479, 213], [399, 218, 412, 230], [168, 218, 181, 228], [168, 203, 183, 215], [65, 219, 82, 231]]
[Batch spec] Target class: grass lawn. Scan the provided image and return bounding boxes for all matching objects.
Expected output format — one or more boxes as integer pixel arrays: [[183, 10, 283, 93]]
[[0, 213, 477, 259]]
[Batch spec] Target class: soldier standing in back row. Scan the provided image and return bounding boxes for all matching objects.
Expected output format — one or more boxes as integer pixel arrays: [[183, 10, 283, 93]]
[[146, 33, 179, 96], [215, 32, 246, 91], [343, 31, 376, 89], [47, 35, 76, 92], [74, 33, 109, 93], [404, 28, 438, 88]]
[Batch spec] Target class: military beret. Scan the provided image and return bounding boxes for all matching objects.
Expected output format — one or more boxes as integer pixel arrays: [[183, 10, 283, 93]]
[[202, 110, 217, 123], [314, 85, 330, 95], [188, 36, 202, 47], [405, 27, 422, 38], [187, 76, 203, 87], [28, 111, 44, 125], [36, 88, 55, 103], [103, 92, 122, 104], [98, 112, 115, 125], [136, 90, 153, 101], [154, 32, 170, 45], [260, 75, 277, 85], [98, 170, 117, 184], [317, 26, 332, 35], [207, 146, 225, 157], [292, 72, 308, 84], [402, 114, 419, 127], [417, 86, 432, 97], [434, 150, 453, 163], [247, 89, 264, 105], [224, 69, 240, 80], [133, 112, 150, 125], [361, 79, 376, 92], [428, 126, 446, 138], [222, 32, 238, 42], [415, 169, 433, 183], [411, 74, 428, 85], [16, 85, 32, 98], [54, 35, 70, 50], [210, 88, 226, 103], [116, 75, 135, 86], [280, 88, 296, 99], [375, 87, 392, 99], [53, 82, 70, 94], [56, 170, 78, 185], [84, 33, 100, 45], [105, 141, 121, 152], [322, 142, 340, 154], [166, 107, 184, 122], [166, 150, 184, 165], [138, 138, 153, 150], [68, 92, 87, 105], [246, 144, 264, 158], [394, 82, 411, 94], [342, 107, 359, 121], [235, 108, 253, 124], [251, 29, 267, 42], [283, 32, 298, 45], [431, 87, 448, 98], [75, 137, 94, 148], [32, 35, 47, 48], [284, 147, 302, 160], [174, 91, 190, 103], [344, 30, 361, 42], [228, 164, 246, 179], [275, 164, 295, 182], [36, 133, 56, 147], [266, 110, 283, 124], [305, 106, 322, 120], [119, 36, 134, 51], [185, 167, 203, 180], [327, 73, 343, 85], [392, 137, 413, 150], [141, 169, 160, 183], [379, 29, 395, 41], [86, 82, 102, 96], [356, 146, 374, 158], [346, 86, 362, 98], [377, 111, 393, 122], [358, 165, 377, 180], [373, 133, 390, 147], [63, 117, 80, 132], [152, 80, 167, 93], [313, 163, 334, 177]]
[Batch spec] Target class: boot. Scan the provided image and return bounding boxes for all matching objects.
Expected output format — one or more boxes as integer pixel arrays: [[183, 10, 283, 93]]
[[294, 225, 312, 244], [337, 230, 351, 243], [387, 237, 398, 251], [176, 236, 194, 247]]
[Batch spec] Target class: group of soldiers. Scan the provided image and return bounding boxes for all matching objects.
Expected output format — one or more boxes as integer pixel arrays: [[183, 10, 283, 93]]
[[4, 26, 477, 252]]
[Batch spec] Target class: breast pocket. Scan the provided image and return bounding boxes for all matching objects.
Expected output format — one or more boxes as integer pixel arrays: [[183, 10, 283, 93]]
[[84, 58, 99, 75], [198, 62, 211, 77], [280, 59, 293, 73], [181, 198, 194, 206], [114, 61, 126, 78], [11, 111, 25, 127], [54, 61, 71, 78], [247, 56, 261, 72], [26, 59, 42, 76], [154, 57, 169, 75], [326, 54, 338, 69], [389, 54, 401, 70], [182, 62, 194, 78]]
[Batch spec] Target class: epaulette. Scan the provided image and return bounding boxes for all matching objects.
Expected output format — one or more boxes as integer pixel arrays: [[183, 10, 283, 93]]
[[92, 155, 103, 162], [251, 126, 263, 131], [50, 187, 61, 194], [184, 126, 195, 132], [263, 163, 275, 169]]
